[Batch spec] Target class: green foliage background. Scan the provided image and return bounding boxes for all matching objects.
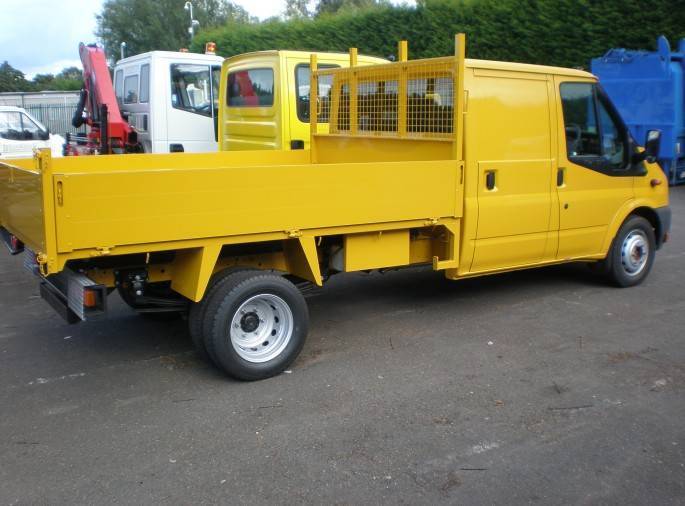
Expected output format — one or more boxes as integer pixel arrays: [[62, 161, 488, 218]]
[[192, 0, 685, 69]]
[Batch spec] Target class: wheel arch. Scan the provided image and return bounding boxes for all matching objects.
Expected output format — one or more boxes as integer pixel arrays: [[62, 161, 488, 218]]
[[169, 237, 323, 302], [601, 199, 663, 256]]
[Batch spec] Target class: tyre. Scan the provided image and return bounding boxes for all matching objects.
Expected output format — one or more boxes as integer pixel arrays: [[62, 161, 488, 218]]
[[604, 215, 656, 287], [188, 267, 249, 363], [202, 271, 309, 381]]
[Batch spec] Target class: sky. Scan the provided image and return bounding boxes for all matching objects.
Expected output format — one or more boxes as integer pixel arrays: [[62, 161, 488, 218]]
[[2, 0, 415, 79]]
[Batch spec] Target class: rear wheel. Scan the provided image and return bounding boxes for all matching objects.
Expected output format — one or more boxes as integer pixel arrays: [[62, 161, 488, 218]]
[[604, 215, 656, 287], [188, 267, 249, 362], [202, 271, 308, 380]]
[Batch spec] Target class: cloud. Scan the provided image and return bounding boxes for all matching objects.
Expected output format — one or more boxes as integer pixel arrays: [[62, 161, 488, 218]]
[[23, 59, 84, 80], [1, 0, 103, 75], [4, 0, 415, 78]]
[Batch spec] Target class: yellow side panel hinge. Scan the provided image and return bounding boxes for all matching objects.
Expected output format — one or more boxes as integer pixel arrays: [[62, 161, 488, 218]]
[[92, 246, 114, 256], [285, 229, 303, 238]]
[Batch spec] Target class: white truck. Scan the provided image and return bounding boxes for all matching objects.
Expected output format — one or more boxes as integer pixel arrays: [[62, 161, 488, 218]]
[[113, 50, 223, 153]]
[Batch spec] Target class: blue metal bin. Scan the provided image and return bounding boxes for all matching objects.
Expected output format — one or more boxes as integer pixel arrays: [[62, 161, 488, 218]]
[[592, 36, 685, 184]]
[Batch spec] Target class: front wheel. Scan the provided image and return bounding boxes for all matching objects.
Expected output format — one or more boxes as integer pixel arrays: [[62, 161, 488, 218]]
[[202, 271, 309, 380], [605, 216, 656, 287]]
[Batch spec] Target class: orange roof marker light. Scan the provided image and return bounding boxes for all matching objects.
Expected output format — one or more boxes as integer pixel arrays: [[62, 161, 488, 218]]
[[205, 42, 217, 55]]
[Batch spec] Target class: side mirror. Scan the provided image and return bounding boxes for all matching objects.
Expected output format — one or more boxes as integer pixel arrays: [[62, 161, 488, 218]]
[[39, 128, 50, 141], [644, 129, 661, 163]]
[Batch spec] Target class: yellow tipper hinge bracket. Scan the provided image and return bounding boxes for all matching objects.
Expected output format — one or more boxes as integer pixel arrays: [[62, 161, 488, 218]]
[[285, 229, 303, 238], [36, 253, 49, 276], [432, 220, 460, 271]]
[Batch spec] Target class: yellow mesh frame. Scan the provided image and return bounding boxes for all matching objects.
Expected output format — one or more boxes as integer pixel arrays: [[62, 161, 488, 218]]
[[313, 56, 457, 140]]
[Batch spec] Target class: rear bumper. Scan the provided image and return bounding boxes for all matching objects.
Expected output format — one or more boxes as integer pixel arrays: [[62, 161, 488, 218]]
[[655, 206, 671, 249], [40, 269, 108, 324]]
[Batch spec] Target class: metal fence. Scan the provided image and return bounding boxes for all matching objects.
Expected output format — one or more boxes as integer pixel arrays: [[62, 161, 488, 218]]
[[24, 103, 84, 137], [0, 92, 86, 136]]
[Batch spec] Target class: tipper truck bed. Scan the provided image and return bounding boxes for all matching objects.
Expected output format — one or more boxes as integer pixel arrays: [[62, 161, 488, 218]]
[[0, 35, 670, 380]]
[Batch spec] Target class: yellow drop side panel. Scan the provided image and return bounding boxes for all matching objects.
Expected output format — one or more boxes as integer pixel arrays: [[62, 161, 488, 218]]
[[53, 158, 460, 253], [0, 154, 56, 261], [465, 69, 555, 272]]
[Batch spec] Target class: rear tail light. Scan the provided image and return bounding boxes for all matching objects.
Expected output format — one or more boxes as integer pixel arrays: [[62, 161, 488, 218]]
[[83, 287, 99, 308], [1, 227, 24, 255], [10, 234, 23, 253]]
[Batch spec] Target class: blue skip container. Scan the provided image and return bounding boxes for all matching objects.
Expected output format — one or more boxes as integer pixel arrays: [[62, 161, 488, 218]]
[[592, 36, 685, 185]]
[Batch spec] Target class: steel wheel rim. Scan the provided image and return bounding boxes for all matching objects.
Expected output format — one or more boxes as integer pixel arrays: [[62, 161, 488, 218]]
[[229, 293, 293, 363], [620, 229, 649, 277]]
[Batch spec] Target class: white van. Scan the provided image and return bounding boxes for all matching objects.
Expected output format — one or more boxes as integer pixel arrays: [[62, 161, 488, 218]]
[[0, 106, 64, 159], [113, 51, 223, 153]]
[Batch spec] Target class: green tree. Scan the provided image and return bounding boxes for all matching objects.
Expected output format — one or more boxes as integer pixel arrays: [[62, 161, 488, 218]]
[[193, 0, 685, 69], [32, 73, 56, 90], [55, 67, 82, 81], [0, 61, 32, 92], [315, 0, 388, 16], [27, 67, 83, 92], [285, 0, 310, 18], [96, 0, 256, 61]]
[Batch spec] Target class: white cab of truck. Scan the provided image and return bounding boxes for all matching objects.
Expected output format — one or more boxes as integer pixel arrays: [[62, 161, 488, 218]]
[[0, 106, 64, 159], [113, 50, 223, 153]]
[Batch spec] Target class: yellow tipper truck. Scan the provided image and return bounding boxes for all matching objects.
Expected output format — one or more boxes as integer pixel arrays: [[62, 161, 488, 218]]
[[0, 35, 671, 380]]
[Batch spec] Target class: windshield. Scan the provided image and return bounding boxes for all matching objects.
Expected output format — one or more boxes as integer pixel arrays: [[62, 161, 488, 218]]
[[0, 111, 45, 140]]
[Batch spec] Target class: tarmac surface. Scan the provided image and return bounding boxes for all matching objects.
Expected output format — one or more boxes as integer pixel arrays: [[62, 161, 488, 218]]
[[1, 188, 684, 504]]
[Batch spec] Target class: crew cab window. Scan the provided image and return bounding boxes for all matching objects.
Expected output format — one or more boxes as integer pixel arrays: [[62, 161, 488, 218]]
[[0, 112, 45, 140], [124, 74, 139, 104], [170, 63, 213, 116], [560, 82, 627, 171], [139, 64, 150, 103], [295, 64, 339, 122], [227, 68, 274, 107], [114, 70, 124, 104]]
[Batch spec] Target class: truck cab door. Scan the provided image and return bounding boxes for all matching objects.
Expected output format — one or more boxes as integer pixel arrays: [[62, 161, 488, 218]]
[[469, 73, 555, 273], [553, 77, 634, 259], [167, 63, 218, 153], [286, 59, 339, 151], [286, 58, 310, 150]]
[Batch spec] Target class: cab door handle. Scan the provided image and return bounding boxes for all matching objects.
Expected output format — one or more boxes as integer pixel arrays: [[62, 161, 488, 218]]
[[557, 168, 565, 186], [485, 171, 496, 190]]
